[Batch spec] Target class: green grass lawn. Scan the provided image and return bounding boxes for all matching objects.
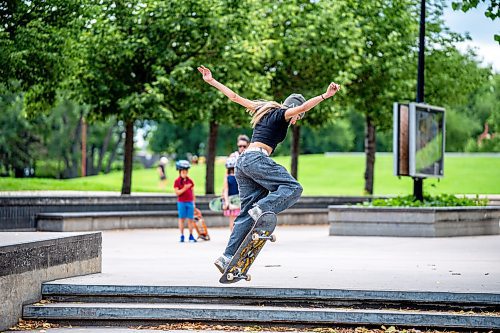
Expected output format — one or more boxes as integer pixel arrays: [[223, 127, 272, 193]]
[[1, 154, 498, 195]]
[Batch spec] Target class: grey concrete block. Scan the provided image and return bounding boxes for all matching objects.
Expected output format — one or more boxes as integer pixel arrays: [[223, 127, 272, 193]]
[[1, 195, 373, 230], [36, 209, 329, 232], [329, 206, 500, 237], [0, 232, 102, 331]]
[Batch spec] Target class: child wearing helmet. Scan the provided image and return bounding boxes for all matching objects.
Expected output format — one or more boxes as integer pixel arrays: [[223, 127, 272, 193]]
[[198, 65, 340, 273], [222, 156, 240, 231], [174, 160, 196, 243]]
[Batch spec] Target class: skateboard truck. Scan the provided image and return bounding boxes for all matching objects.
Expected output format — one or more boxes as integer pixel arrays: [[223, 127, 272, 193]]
[[226, 268, 252, 282], [251, 232, 277, 242]]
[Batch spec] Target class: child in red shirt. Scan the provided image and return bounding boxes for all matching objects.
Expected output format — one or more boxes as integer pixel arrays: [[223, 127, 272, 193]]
[[174, 160, 196, 243]]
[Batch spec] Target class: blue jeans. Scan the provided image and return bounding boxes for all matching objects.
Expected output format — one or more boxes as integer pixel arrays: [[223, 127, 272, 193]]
[[223, 151, 303, 257]]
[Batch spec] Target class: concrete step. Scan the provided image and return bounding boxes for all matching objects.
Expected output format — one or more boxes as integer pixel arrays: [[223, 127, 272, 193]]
[[0, 233, 101, 331], [23, 301, 500, 329], [37, 208, 328, 231], [42, 284, 500, 311]]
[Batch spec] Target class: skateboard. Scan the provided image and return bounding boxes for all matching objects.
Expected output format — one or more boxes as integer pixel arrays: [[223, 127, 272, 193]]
[[219, 212, 277, 284], [209, 195, 241, 212], [193, 208, 210, 241]]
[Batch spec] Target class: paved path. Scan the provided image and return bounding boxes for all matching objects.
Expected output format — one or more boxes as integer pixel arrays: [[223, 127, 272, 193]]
[[44, 225, 500, 293]]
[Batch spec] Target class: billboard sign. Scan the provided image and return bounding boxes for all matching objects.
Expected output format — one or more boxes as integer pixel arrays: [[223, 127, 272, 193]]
[[394, 102, 445, 178]]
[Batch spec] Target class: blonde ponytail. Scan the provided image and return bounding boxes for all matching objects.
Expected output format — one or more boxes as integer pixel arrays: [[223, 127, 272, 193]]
[[246, 100, 283, 128]]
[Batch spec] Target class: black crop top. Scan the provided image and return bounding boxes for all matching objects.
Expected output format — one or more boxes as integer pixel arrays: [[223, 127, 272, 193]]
[[251, 108, 289, 153]]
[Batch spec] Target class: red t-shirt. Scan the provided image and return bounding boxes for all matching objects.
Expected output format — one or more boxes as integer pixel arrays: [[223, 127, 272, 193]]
[[174, 176, 194, 202]]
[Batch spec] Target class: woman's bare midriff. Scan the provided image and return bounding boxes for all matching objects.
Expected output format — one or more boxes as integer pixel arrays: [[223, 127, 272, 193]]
[[247, 142, 272, 155]]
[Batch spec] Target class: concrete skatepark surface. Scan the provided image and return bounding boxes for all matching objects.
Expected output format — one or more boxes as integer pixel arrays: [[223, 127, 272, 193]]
[[44, 225, 500, 292], [5, 225, 500, 332]]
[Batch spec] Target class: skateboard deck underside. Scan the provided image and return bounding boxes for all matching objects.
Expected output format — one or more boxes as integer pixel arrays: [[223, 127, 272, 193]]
[[219, 212, 277, 284], [194, 209, 210, 240], [209, 195, 241, 212]]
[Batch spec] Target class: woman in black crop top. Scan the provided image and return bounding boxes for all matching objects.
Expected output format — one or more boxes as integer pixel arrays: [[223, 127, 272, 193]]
[[198, 66, 340, 275]]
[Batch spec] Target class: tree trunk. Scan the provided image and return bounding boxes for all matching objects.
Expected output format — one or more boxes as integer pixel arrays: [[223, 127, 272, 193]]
[[290, 125, 300, 180], [87, 145, 97, 176], [205, 119, 218, 195], [121, 120, 134, 195], [81, 118, 87, 177], [97, 123, 114, 173], [67, 114, 83, 179], [105, 128, 123, 174], [364, 115, 376, 195]]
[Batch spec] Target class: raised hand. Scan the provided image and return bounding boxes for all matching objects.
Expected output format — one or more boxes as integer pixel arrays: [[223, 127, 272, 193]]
[[324, 82, 341, 98], [197, 65, 213, 82]]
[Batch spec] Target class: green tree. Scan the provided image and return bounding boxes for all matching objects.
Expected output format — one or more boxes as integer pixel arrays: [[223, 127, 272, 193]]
[[452, 0, 500, 42], [424, 46, 491, 153], [37, 99, 84, 178], [460, 74, 500, 152], [0, 86, 38, 177], [264, 0, 363, 179], [344, 0, 490, 194], [86, 117, 122, 175], [70, 0, 213, 194], [149, 121, 208, 159], [346, 0, 419, 194], [185, 0, 272, 194], [1, 0, 82, 114]]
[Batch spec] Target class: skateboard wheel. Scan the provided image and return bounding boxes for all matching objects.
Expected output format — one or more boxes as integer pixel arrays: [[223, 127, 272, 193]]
[[246, 274, 252, 281], [252, 232, 259, 241], [227, 273, 234, 281], [270, 234, 277, 242]]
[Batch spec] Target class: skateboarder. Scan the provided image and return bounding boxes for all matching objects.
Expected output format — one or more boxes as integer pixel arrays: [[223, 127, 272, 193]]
[[197, 65, 341, 273]]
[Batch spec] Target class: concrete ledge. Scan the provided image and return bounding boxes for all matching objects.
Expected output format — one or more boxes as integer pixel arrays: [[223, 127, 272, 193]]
[[1, 195, 368, 231], [329, 206, 500, 237], [0, 232, 102, 331], [37, 209, 328, 232]]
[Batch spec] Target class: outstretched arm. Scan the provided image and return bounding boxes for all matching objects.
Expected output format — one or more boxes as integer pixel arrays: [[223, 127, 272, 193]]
[[284, 82, 341, 121], [197, 66, 255, 109]]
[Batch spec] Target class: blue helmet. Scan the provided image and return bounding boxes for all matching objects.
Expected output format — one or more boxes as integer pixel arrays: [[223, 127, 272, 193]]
[[175, 160, 191, 170]]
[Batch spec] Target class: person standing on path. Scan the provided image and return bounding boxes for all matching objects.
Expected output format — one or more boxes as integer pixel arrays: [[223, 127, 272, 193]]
[[157, 156, 168, 190], [222, 156, 240, 231], [229, 134, 250, 159], [197, 65, 341, 272], [173, 160, 197, 243]]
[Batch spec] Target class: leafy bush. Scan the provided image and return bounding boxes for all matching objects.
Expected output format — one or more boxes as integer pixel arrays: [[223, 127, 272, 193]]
[[366, 194, 488, 207], [465, 136, 500, 153]]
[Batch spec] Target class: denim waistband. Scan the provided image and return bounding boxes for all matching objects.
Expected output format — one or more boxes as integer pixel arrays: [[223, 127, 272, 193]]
[[242, 147, 269, 156]]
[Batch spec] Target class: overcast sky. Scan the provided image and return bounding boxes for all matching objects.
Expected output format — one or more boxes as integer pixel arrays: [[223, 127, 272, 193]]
[[442, 0, 499, 72]]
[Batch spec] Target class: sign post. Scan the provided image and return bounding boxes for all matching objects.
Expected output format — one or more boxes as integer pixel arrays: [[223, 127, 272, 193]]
[[414, 0, 426, 201]]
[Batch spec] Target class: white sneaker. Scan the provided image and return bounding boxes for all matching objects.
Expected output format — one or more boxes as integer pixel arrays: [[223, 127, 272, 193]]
[[214, 254, 232, 273], [248, 205, 263, 222]]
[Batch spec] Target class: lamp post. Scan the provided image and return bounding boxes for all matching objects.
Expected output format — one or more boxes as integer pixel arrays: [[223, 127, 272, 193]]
[[414, 0, 426, 201], [81, 118, 87, 177]]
